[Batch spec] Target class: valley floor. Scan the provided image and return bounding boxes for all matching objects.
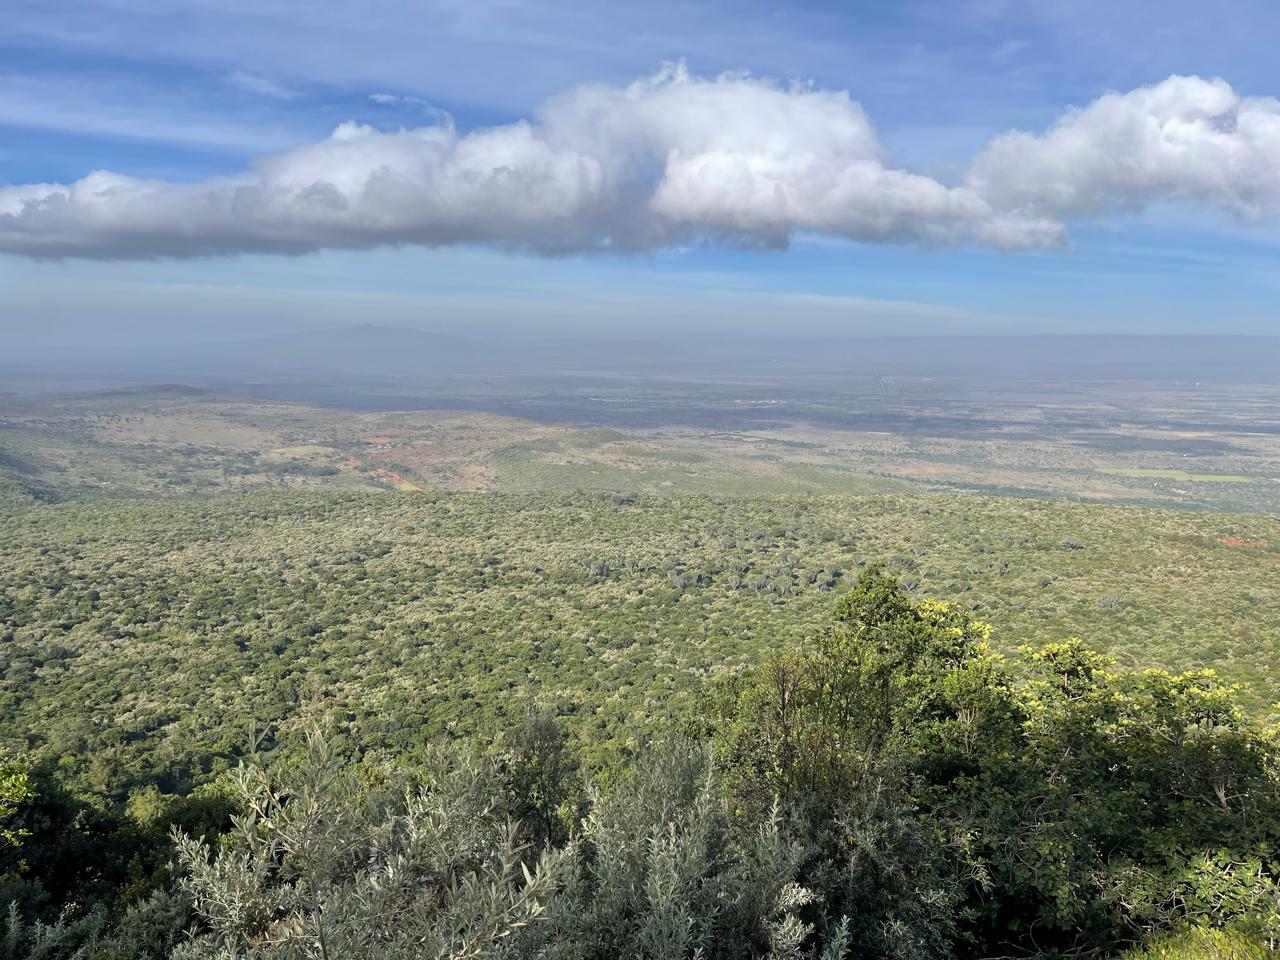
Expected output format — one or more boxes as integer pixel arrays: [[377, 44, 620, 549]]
[[2, 487, 1276, 793]]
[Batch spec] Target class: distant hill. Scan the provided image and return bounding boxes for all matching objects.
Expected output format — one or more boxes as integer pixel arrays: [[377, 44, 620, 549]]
[[86, 384, 216, 398], [186, 324, 494, 378], [663, 333, 1280, 382], [4, 328, 1279, 385]]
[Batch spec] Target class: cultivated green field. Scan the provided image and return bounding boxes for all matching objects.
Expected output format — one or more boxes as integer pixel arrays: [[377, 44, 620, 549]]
[[1100, 467, 1255, 482]]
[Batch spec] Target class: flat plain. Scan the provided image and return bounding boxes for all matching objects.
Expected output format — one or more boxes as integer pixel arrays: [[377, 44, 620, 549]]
[[3, 375, 1278, 511]]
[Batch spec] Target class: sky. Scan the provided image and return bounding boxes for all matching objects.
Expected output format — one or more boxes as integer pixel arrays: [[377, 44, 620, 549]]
[[2, 0, 1280, 348]]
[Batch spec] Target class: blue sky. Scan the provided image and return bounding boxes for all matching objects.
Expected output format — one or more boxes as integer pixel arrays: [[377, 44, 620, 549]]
[[2, 0, 1279, 346]]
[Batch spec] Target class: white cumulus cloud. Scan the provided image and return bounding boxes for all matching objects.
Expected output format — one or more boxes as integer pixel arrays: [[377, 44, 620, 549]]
[[968, 75, 1280, 221], [2, 68, 1278, 261]]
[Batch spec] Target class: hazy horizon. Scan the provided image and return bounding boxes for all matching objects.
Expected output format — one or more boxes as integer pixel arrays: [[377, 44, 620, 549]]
[[7, 325, 1280, 398], [4, 0, 1280, 351]]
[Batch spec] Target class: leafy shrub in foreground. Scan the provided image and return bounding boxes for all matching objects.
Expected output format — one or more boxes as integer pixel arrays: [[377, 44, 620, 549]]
[[1118, 921, 1274, 959], [714, 566, 1280, 957], [171, 732, 851, 959]]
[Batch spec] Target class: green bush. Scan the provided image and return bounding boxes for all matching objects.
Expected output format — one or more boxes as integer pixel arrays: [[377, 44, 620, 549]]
[[713, 567, 1280, 957], [1119, 922, 1274, 959], [171, 730, 852, 960], [6, 563, 1280, 959]]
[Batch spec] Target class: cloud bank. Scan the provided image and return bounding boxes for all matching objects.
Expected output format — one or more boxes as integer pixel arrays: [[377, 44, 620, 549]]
[[970, 76, 1280, 221], [2, 66, 1278, 260]]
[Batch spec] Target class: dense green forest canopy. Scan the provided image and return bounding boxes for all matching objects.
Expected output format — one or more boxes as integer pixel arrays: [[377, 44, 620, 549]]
[[2, 568, 1278, 959], [1, 472, 1278, 958], [1, 488, 1276, 800]]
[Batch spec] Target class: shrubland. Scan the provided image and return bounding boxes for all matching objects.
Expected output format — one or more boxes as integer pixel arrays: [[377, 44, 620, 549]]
[[1, 489, 1276, 801], [3, 568, 1278, 958]]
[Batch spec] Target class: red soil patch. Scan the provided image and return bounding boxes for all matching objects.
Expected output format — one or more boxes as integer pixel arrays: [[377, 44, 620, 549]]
[[371, 468, 423, 492], [338, 457, 363, 470], [893, 462, 964, 478], [1218, 537, 1265, 548]]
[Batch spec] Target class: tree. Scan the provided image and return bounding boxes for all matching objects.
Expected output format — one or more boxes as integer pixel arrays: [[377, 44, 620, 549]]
[[501, 708, 583, 851], [715, 567, 1280, 958], [173, 728, 563, 959], [0, 754, 33, 848]]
